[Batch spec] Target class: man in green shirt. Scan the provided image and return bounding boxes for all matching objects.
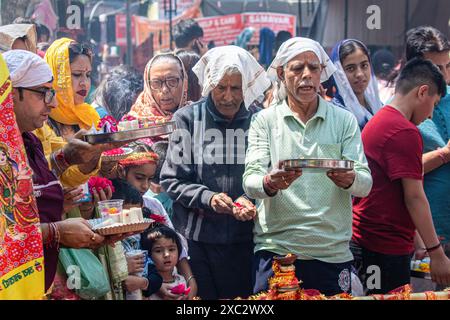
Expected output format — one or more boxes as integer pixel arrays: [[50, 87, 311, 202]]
[[243, 37, 372, 296]]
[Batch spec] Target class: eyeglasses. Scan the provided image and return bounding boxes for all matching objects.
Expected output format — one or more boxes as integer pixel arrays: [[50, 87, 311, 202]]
[[18, 87, 56, 104], [149, 77, 181, 90]]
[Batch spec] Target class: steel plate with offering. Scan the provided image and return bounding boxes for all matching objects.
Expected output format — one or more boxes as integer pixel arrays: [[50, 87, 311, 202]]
[[83, 121, 176, 144], [282, 159, 354, 171], [88, 217, 154, 236]]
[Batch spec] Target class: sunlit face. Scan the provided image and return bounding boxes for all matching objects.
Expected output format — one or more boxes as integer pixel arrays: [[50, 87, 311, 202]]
[[211, 72, 243, 120], [278, 51, 323, 105], [149, 61, 183, 113], [124, 163, 157, 196], [151, 237, 179, 274], [411, 85, 441, 125], [70, 55, 92, 105], [342, 48, 372, 96], [423, 50, 450, 84], [13, 82, 57, 133]]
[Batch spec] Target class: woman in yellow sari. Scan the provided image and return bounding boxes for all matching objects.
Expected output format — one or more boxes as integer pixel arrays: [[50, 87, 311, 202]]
[[34, 38, 101, 188]]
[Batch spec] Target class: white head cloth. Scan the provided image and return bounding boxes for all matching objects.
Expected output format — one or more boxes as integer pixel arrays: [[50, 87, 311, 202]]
[[193, 45, 271, 108], [268, 37, 337, 103], [2, 49, 53, 87], [332, 58, 383, 126]]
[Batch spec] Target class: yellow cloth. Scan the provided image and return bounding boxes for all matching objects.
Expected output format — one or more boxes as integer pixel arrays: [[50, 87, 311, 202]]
[[34, 123, 101, 188], [44, 38, 100, 130]]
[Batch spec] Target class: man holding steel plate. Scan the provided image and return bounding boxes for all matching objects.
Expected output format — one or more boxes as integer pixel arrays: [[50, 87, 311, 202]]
[[243, 37, 373, 296]]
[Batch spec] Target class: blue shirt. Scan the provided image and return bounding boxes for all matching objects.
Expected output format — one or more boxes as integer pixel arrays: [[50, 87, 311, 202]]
[[418, 86, 450, 244]]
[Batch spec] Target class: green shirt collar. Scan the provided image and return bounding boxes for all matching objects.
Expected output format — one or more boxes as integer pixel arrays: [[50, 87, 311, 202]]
[[281, 96, 328, 123]]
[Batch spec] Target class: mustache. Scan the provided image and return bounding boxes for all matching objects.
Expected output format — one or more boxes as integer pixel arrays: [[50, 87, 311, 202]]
[[297, 82, 315, 88]]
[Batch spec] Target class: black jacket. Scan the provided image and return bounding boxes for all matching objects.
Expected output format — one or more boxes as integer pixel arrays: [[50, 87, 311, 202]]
[[160, 95, 260, 245]]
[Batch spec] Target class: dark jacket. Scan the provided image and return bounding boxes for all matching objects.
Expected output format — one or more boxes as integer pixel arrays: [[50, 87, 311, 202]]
[[160, 95, 260, 245]]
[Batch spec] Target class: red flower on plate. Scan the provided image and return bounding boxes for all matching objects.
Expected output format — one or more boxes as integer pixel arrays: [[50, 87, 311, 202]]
[[170, 283, 191, 295], [97, 116, 118, 132], [149, 213, 166, 224], [88, 176, 115, 194]]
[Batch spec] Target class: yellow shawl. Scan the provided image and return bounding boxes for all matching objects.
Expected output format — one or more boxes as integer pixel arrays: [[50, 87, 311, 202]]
[[44, 38, 100, 130]]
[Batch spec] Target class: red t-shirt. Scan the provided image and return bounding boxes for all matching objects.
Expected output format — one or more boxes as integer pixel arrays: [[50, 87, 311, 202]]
[[352, 106, 423, 255]]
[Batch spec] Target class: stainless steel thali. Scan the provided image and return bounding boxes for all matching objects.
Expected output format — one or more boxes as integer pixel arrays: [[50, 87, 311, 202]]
[[83, 121, 176, 144], [282, 159, 354, 171]]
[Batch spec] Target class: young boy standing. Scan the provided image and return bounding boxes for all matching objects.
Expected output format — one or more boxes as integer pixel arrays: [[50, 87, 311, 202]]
[[352, 58, 450, 294]]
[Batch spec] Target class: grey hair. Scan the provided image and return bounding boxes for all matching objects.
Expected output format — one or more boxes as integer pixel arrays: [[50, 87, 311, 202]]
[[224, 65, 241, 76]]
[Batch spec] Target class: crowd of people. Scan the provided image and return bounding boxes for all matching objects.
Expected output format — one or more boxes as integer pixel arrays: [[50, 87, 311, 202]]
[[0, 16, 450, 300]]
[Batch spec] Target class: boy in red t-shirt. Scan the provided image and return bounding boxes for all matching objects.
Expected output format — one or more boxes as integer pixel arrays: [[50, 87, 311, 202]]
[[352, 58, 450, 294]]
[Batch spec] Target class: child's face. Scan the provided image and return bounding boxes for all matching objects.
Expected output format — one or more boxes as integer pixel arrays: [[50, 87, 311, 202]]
[[151, 237, 179, 273], [125, 163, 157, 196]]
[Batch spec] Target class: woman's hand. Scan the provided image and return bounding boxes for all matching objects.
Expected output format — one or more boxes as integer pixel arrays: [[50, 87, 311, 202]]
[[56, 217, 104, 249], [63, 186, 84, 214], [92, 185, 113, 204], [79, 185, 112, 219], [126, 253, 145, 275]]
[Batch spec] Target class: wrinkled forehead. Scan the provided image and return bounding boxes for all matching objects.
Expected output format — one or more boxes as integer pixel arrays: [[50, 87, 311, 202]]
[[285, 50, 321, 66]]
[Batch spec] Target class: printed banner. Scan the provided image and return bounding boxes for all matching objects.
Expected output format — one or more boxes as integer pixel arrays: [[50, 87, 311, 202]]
[[197, 14, 244, 47], [242, 12, 297, 45], [116, 10, 295, 52], [0, 54, 45, 300], [116, 1, 201, 52], [198, 12, 297, 47]]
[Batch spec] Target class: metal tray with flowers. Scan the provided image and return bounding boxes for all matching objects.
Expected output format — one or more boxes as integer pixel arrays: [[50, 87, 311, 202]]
[[83, 121, 176, 144]]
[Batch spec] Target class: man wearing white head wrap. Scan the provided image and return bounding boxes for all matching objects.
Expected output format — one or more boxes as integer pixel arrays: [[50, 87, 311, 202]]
[[161, 45, 270, 300], [3, 49, 53, 88], [193, 45, 271, 109], [3, 49, 114, 291], [3, 49, 55, 133], [243, 37, 373, 296]]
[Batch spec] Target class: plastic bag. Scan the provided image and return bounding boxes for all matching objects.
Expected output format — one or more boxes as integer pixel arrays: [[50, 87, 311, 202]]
[[59, 248, 111, 300]]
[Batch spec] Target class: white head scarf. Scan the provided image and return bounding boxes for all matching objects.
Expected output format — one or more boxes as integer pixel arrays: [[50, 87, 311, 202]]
[[331, 40, 383, 128], [193, 45, 271, 108], [268, 37, 337, 103], [3, 49, 53, 87]]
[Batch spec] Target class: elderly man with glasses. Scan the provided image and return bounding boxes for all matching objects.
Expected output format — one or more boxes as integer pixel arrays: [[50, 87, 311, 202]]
[[243, 37, 373, 296]]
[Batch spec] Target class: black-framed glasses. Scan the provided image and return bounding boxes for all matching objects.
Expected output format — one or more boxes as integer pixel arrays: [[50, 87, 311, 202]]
[[18, 87, 56, 104], [149, 77, 181, 90]]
